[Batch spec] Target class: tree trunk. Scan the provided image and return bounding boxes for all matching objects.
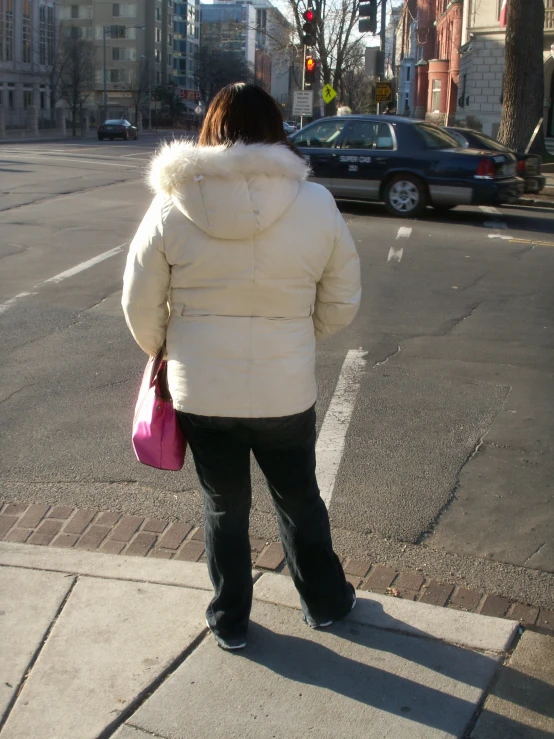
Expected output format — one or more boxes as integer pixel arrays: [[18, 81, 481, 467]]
[[498, 0, 545, 154]]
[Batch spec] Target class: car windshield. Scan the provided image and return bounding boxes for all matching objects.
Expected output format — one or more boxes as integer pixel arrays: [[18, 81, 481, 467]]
[[104, 120, 127, 125], [462, 131, 509, 152], [415, 124, 459, 149]]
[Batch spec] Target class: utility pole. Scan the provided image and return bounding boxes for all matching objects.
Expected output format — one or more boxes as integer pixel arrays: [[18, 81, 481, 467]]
[[379, 0, 387, 112]]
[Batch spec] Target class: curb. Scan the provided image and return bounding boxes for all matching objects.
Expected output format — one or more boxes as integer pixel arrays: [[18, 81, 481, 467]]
[[2, 501, 553, 636], [516, 197, 554, 208]]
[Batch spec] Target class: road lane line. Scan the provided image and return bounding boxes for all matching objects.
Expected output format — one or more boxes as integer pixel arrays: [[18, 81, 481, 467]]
[[480, 206, 501, 214], [316, 349, 367, 509], [396, 226, 412, 239], [0, 244, 126, 315], [488, 234, 514, 240], [0, 154, 139, 168], [43, 245, 126, 284], [387, 225, 411, 262]]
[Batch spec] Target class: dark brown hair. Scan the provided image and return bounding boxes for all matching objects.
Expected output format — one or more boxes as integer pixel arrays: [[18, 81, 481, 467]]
[[199, 83, 291, 148]]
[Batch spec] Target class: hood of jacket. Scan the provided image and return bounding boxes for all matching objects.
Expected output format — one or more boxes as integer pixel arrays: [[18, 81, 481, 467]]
[[147, 140, 310, 240]]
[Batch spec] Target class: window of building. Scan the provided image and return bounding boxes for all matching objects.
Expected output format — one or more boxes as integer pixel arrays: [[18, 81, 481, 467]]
[[406, 66, 410, 81], [156, 7, 161, 21], [112, 47, 136, 61], [108, 25, 136, 39], [71, 4, 79, 19], [156, 71, 161, 84], [22, 0, 32, 63], [169, 33, 173, 45], [47, 6, 54, 64], [154, 48, 161, 62], [168, 53, 172, 66], [8, 84, 15, 108], [23, 87, 33, 108], [40, 87, 46, 109], [431, 79, 441, 112], [5, 0, 14, 62], [113, 3, 137, 17], [156, 28, 161, 42], [39, 5, 47, 64]]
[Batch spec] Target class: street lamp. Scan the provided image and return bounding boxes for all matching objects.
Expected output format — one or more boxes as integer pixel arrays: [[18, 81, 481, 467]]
[[102, 24, 146, 122]]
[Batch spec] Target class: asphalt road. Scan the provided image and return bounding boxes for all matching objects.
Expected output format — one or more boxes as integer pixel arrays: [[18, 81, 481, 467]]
[[1, 136, 553, 607]]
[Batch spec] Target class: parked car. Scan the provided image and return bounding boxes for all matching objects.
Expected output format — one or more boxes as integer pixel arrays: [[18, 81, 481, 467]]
[[283, 121, 297, 135], [289, 115, 524, 217], [97, 119, 138, 141], [444, 126, 545, 195]]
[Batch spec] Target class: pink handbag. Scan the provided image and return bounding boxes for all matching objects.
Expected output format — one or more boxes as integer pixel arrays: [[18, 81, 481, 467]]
[[132, 349, 186, 471]]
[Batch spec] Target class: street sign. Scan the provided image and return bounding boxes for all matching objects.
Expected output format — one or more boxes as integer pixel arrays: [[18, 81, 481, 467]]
[[293, 90, 314, 116], [322, 84, 337, 104], [375, 82, 392, 103]]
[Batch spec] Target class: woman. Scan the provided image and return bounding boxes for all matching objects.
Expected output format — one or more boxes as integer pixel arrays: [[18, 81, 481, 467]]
[[122, 83, 361, 650]]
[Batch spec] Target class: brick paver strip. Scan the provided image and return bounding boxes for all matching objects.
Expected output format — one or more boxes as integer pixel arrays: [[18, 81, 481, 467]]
[[100, 539, 126, 555], [249, 538, 267, 553], [363, 565, 397, 591], [52, 534, 80, 549], [509, 603, 539, 625], [0, 516, 17, 538], [394, 571, 425, 592], [449, 587, 482, 612], [96, 511, 121, 527], [345, 575, 363, 589], [393, 588, 417, 601], [17, 504, 50, 529], [255, 543, 285, 570], [141, 518, 168, 534], [537, 609, 554, 631], [148, 548, 174, 559], [75, 525, 110, 551], [158, 522, 192, 550], [64, 509, 97, 535], [3, 503, 28, 517], [191, 528, 205, 542], [175, 541, 205, 562], [125, 533, 157, 557], [344, 559, 371, 578], [479, 594, 510, 618], [419, 581, 454, 607], [47, 506, 75, 520], [5, 528, 31, 543], [109, 515, 144, 543], [28, 519, 63, 546]]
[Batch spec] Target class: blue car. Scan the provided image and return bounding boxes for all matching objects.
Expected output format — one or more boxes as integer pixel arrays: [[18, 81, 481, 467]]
[[289, 116, 525, 217]]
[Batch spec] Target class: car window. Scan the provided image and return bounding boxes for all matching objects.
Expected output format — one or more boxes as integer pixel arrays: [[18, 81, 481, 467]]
[[416, 124, 459, 149], [445, 130, 468, 147], [342, 121, 377, 149], [466, 131, 509, 152], [292, 120, 346, 148], [375, 122, 394, 149]]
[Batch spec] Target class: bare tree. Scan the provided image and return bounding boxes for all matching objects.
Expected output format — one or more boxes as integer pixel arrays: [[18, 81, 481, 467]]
[[59, 37, 96, 136], [194, 47, 255, 107], [39, 23, 68, 117], [115, 61, 151, 127], [498, 0, 546, 154], [285, 0, 372, 116]]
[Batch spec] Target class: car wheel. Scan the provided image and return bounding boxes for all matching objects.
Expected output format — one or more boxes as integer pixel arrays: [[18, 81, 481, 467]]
[[384, 175, 428, 217], [433, 204, 456, 212]]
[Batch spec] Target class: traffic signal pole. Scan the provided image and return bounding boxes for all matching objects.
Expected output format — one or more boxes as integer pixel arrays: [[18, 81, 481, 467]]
[[379, 0, 387, 112], [301, 44, 307, 128]]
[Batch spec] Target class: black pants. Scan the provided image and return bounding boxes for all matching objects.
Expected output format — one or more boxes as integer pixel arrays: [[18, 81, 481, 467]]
[[177, 406, 352, 640]]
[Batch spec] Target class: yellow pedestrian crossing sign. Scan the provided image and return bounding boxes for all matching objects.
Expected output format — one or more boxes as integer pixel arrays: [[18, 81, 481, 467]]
[[322, 84, 337, 104]]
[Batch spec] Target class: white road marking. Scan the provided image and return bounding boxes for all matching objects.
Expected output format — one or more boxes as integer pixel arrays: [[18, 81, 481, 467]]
[[488, 234, 514, 240], [0, 153, 139, 168], [484, 221, 508, 229], [479, 206, 501, 214], [316, 349, 367, 509], [0, 244, 126, 315], [388, 247, 404, 262], [387, 226, 412, 262]]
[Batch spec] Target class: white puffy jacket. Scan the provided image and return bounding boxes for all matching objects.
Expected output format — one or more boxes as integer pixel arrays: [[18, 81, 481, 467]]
[[122, 141, 361, 418]]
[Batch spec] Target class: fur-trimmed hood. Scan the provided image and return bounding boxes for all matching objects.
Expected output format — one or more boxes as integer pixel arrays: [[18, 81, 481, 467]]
[[147, 140, 311, 240]]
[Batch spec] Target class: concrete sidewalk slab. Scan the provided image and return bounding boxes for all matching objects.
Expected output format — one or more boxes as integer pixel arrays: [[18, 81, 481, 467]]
[[1, 576, 211, 739], [0, 541, 213, 591], [471, 631, 554, 738], [254, 573, 517, 653], [120, 599, 502, 739], [0, 567, 75, 717]]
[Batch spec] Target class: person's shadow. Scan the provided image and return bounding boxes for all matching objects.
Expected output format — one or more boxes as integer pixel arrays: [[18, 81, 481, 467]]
[[236, 598, 553, 738]]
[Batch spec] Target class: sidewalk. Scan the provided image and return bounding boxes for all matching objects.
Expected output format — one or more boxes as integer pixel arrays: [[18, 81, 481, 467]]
[[1, 542, 552, 738]]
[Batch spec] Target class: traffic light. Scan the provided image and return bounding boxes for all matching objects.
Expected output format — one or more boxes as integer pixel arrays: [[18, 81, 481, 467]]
[[302, 7, 316, 46], [359, 0, 377, 34], [305, 55, 317, 86]]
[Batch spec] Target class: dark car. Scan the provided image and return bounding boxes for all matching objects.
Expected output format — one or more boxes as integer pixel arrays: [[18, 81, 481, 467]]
[[445, 126, 545, 195], [289, 116, 524, 217], [97, 119, 138, 141]]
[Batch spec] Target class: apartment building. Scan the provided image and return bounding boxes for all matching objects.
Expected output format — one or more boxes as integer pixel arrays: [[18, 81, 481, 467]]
[[456, 0, 554, 139], [0, 0, 60, 126], [59, 0, 200, 119]]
